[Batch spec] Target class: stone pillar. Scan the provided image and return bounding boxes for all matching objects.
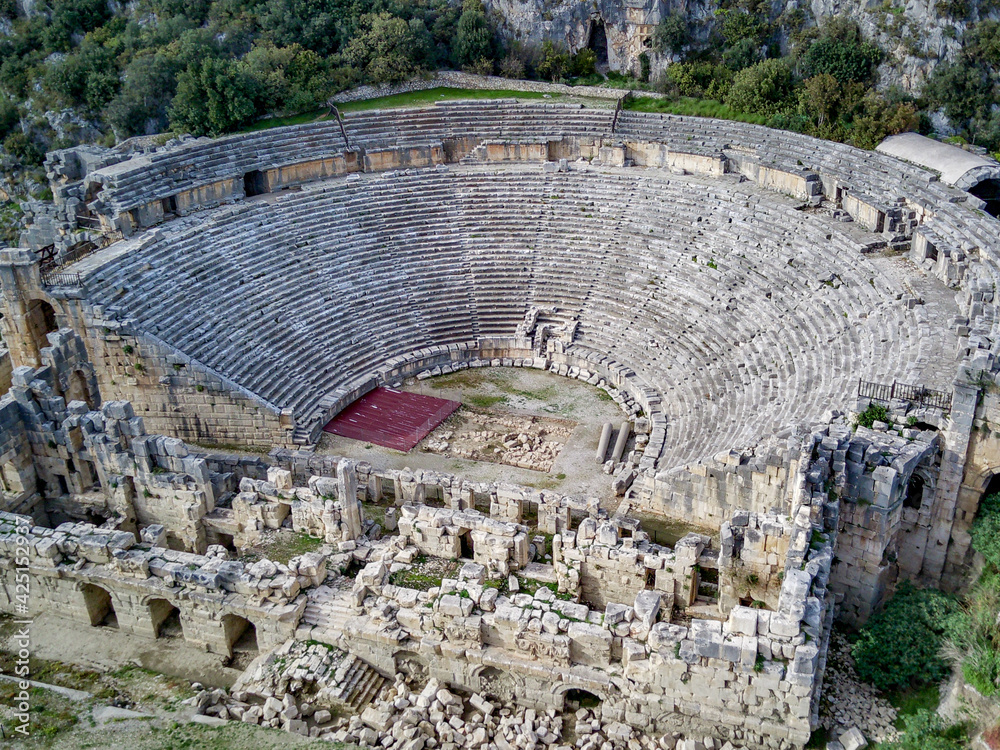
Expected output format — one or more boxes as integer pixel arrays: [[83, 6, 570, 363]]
[[338, 459, 363, 540]]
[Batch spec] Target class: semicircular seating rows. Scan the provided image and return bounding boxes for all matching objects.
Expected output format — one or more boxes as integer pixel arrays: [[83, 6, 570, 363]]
[[83, 157, 957, 470]]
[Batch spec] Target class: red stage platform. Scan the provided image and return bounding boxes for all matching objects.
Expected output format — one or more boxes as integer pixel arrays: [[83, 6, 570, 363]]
[[323, 387, 461, 452]]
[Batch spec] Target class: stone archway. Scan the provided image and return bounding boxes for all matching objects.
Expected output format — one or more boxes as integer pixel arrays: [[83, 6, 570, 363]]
[[475, 665, 518, 703], [148, 598, 183, 638], [394, 650, 430, 688], [81, 583, 117, 628], [562, 687, 603, 712], [221, 613, 258, 664], [24, 298, 57, 361]]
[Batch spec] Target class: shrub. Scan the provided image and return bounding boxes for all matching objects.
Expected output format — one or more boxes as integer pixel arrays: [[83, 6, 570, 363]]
[[0, 99, 18, 141], [881, 709, 968, 750], [3, 131, 44, 166], [725, 59, 796, 116], [572, 48, 598, 78], [639, 52, 651, 83], [852, 582, 960, 691], [499, 53, 525, 79], [970, 492, 1000, 570], [855, 402, 891, 428]]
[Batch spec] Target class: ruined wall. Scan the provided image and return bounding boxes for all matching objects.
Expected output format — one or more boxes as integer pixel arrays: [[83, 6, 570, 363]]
[[718, 512, 790, 613], [397, 505, 530, 577], [0, 253, 294, 450], [0, 345, 11, 394], [0, 510, 308, 656], [83, 319, 292, 450], [636, 442, 802, 528], [554, 519, 699, 610], [315, 427, 837, 749], [953, 387, 1000, 584]]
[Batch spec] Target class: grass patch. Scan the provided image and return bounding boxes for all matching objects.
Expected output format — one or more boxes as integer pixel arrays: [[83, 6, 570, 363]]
[[883, 683, 940, 729], [625, 95, 770, 125], [247, 530, 325, 565], [466, 394, 508, 409], [241, 87, 560, 132], [515, 576, 573, 600], [388, 555, 458, 591]]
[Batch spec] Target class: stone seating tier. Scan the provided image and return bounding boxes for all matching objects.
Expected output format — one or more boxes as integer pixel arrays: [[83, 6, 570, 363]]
[[81, 164, 955, 469]]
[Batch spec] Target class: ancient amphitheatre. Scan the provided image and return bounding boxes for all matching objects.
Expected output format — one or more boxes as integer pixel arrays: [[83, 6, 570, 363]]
[[1, 93, 999, 749]]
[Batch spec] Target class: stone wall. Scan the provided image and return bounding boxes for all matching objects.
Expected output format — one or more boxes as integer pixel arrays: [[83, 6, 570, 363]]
[[634, 441, 803, 528], [0, 345, 11, 394], [0, 510, 310, 656], [327, 70, 638, 105], [303, 424, 838, 748], [397, 505, 530, 576]]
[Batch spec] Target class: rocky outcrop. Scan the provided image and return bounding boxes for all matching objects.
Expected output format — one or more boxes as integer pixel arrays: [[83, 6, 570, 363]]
[[486, 0, 1000, 93]]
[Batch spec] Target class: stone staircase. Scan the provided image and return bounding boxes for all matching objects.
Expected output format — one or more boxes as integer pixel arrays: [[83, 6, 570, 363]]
[[300, 582, 360, 640], [330, 654, 386, 711]]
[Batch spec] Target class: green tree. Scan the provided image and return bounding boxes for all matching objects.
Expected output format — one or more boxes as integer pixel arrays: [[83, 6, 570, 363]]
[[800, 33, 883, 84], [340, 12, 426, 84], [454, 0, 495, 69], [258, 0, 354, 57], [852, 582, 959, 691], [0, 100, 20, 141], [846, 93, 918, 149], [244, 42, 333, 113], [717, 8, 768, 47], [42, 0, 113, 53], [105, 53, 179, 138], [535, 41, 570, 82], [725, 59, 795, 116], [169, 57, 260, 136]]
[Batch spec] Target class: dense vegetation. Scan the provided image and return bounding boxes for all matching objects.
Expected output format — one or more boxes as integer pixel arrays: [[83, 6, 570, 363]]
[[0, 0, 507, 148], [852, 581, 960, 691], [0, 0, 997, 191], [949, 493, 1000, 697], [846, 490, 1000, 747], [642, 9, 1000, 152]]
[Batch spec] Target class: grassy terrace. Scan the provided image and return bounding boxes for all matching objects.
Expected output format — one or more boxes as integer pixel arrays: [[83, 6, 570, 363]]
[[624, 95, 770, 125], [240, 87, 563, 132]]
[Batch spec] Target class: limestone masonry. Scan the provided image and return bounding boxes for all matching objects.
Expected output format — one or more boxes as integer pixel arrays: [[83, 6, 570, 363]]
[[2, 100, 1000, 749]]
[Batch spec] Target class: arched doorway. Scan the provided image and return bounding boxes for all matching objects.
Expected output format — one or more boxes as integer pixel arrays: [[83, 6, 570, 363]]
[[904, 474, 925, 510], [477, 666, 517, 703], [148, 598, 183, 638], [65, 370, 94, 409], [394, 650, 430, 688], [81, 584, 118, 628], [222, 614, 258, 665], [563, 687, 602, 712], [25, 299, 57, 359], [587, 19, 609, 67], [460, 531, 475, 560]]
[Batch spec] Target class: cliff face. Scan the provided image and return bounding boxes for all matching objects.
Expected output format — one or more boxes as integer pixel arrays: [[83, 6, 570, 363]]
[[486, 0, 997, 93]]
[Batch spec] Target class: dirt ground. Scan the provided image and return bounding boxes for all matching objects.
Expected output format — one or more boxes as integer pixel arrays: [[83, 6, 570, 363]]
[[8, 612, 241, 689], [318, 368, 626, 500], [0, 613, 335, 748]]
